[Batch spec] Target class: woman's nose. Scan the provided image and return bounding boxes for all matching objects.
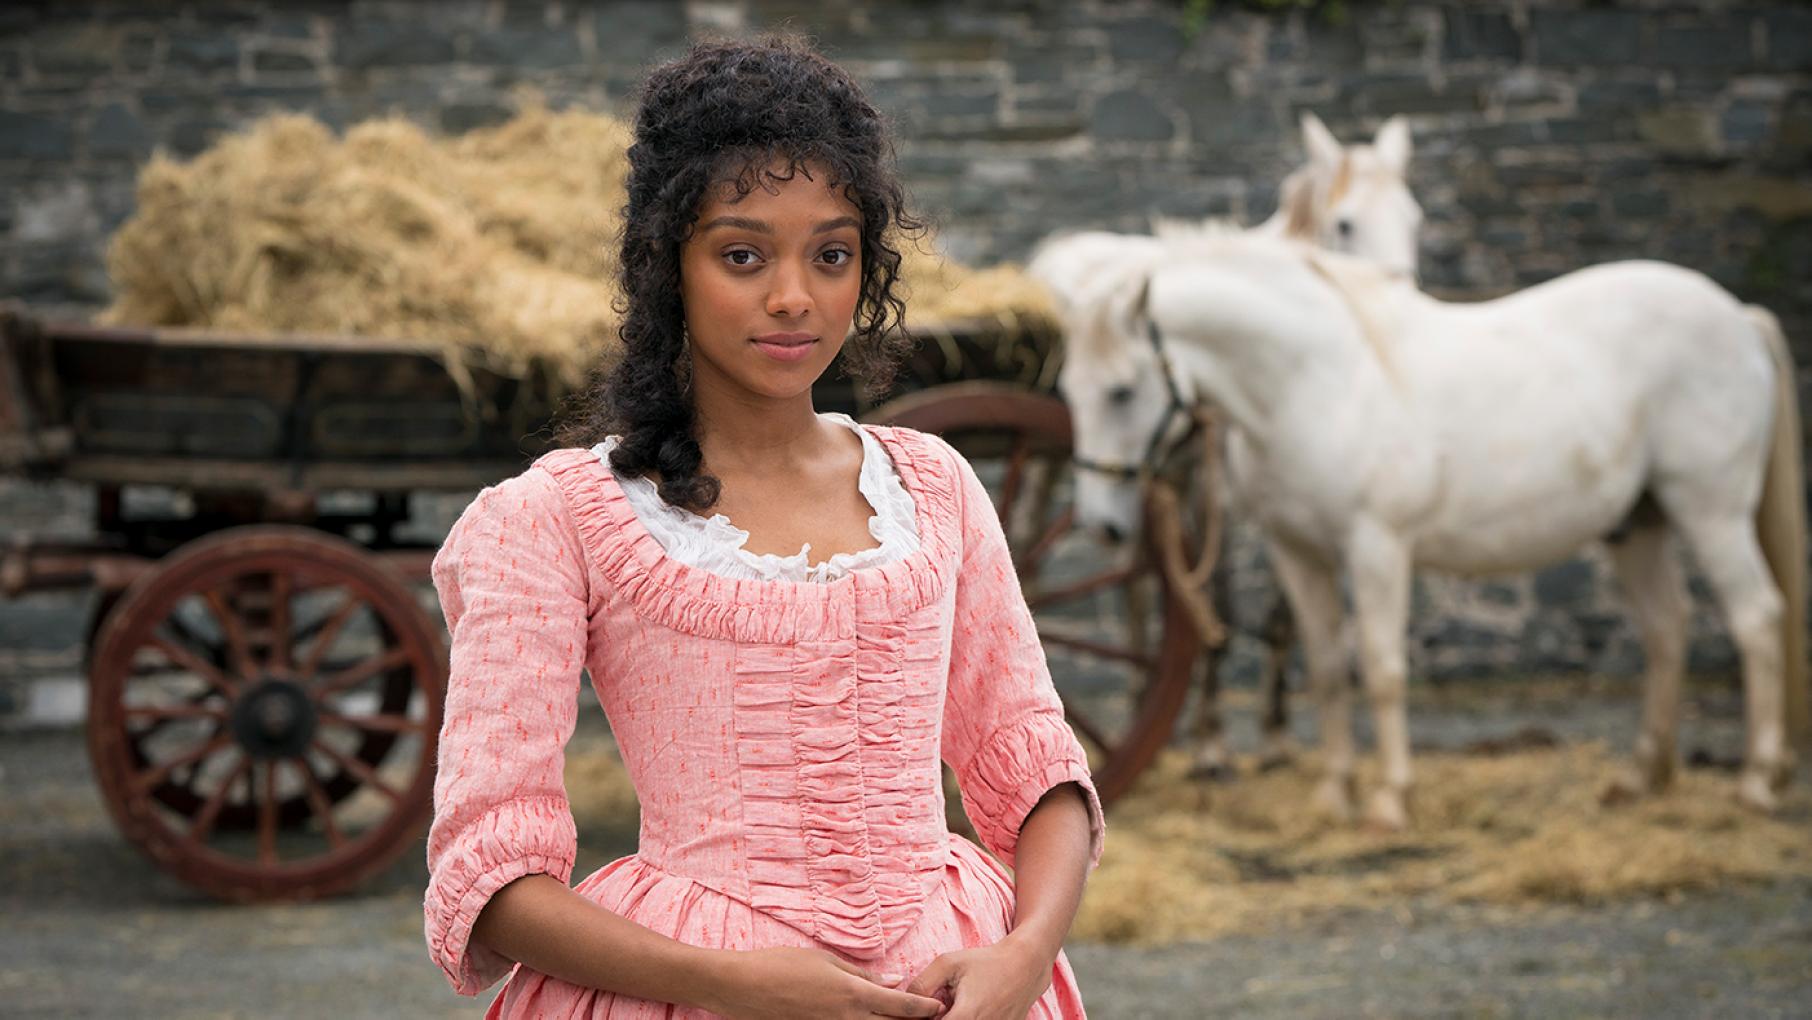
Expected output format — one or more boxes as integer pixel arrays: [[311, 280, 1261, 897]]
[[765, 260, 813, 318]]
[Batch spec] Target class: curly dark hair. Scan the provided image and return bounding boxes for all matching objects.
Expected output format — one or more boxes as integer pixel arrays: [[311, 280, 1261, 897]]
[[551, 34, 923, 513]]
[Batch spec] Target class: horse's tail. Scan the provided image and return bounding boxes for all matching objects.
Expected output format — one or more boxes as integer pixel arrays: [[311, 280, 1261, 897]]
[[1751, 303, 1809, 749]]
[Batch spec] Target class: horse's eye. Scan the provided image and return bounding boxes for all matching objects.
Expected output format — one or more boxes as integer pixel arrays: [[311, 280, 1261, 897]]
[[1107, 385, 1135, 406], [1336, 218, 1355, 239]]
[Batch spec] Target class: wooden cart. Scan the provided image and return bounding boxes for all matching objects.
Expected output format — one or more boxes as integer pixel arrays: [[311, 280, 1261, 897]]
[[0, 304, 1219, 901]]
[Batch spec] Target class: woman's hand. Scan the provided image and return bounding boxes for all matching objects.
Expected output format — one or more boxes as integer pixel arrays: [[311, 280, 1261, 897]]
[[699, 946, 947, 1020], [903, 934, 1055, 1020]]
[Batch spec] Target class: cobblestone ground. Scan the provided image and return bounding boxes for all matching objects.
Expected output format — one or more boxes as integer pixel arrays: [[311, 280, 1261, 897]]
[[4, 677, 1810, 1019]]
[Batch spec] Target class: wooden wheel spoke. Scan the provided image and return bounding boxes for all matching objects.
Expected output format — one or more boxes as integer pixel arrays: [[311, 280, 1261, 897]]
[[268, 572, 293, 673], [203, 588, 258, 680], [1027, 563, 1141, 612], [146, 634, 240, 700], [311, 739, 403, 804], [188, 755, 251, 844], [315, 646, 412, 699], [298, 595, 361, 682], [319, 710, 425, 736], [1037, 627, 1157, 670], [996, 434, 1031, 526], [1016, 505, 1076, 579], [257, 761, 279, 866], [1058, 692, 1118, 756], [132, 731, 235, 795], [124, 703, 230, 725], [295, 755, 345, 848]]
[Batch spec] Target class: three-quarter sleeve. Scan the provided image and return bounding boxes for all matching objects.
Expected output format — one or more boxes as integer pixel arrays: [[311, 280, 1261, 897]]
[[936, 437, 1106, 872], [423, 467, 590, 996]]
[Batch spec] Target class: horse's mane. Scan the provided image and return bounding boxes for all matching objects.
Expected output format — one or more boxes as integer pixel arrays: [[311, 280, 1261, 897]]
[[1301, 249, 1409, 388]]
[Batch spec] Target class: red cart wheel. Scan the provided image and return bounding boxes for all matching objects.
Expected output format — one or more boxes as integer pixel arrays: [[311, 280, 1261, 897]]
[[86, 525, 445, 901], [865, 382, 1205, 806]]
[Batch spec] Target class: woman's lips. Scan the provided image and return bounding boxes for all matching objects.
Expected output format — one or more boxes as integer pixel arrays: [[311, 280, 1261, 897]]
[[751, 334, 818, 362]]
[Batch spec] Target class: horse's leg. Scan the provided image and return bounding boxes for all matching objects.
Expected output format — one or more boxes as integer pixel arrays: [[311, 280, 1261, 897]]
[[1256, 594, 1298, 770], [1267, 538, 1354, 819], [1604, 523, 1688, 800], [1347, 517, 1415, 830], [1185, 653, 1234, 781], [1667, 511, 1789, 810]]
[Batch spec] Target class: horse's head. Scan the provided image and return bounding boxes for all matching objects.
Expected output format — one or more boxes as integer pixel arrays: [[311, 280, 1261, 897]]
[[1278, 112, 1422, 279], [1053, 266, 1202, 544]]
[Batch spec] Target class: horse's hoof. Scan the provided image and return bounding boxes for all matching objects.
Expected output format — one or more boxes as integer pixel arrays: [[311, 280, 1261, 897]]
[[1364, 788, 1410, 832], [1739, 769, 1780, 813], [1255, 737, 1298, 773], [1599, 772, 1646, 807], [1770, 751, 1798, 794], [1310, 777, 1357, 823]]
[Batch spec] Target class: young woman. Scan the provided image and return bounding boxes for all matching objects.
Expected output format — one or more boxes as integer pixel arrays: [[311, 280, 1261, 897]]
[[423, 36, 1103, 1019]]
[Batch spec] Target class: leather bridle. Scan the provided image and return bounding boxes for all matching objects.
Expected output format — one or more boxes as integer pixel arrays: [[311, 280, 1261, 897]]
[[1069, 319, 1203, 484]]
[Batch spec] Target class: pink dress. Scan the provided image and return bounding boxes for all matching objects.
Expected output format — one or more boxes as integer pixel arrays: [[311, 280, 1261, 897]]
[[423, 423, 1106, 1018]]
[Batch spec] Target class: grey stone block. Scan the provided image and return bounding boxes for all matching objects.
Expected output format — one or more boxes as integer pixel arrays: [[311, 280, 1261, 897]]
[[1344, 73, 1485, 117], [0, 111, 75, 159], [1532, 9, 1643, 66], [1444, 8, 1521, 62], [468, 25, 585, 68], [1533, 559, 1596, 608], [1611, 190, 1669, 218], [1105, 15, 1185, 65], [1008, 42, 1101, 85], [166, 116, 231, 157], [32, 23, 115, 78], [252, 49, 320, 75], [1765, 10, 1812, 71], [1721, 100, 1775, 147], [337, 19, 456, 69], [1653, 20, 1756, 72], [440, 101, 515, 134], [1189, 101, 1278, 149], [1577, 79, 1662, 111], [87, 101, 152, 159], [589, 0, 696, 67], [167, 32, 240, 72], [1091, 89, 1174, 142]]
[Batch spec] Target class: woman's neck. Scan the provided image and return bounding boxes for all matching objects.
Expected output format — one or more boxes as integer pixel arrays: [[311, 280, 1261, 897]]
[[690, 380, 834, 477]]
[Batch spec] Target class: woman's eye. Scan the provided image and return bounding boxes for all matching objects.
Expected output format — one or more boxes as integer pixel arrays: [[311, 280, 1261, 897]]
[[724, 249, 760, 267], [819, 248, 853, 267]]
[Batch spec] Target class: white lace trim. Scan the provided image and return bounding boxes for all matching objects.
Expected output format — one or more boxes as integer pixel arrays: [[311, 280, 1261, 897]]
[[590, 412, 920, 583]]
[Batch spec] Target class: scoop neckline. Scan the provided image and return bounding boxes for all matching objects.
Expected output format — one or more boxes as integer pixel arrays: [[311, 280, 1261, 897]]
[[587, 421, 949, 604], [598, 412, 905, 574]]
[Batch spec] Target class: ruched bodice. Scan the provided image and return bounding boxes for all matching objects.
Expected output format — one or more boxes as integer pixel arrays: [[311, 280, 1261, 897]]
[[423, 423, 1104, 1018]]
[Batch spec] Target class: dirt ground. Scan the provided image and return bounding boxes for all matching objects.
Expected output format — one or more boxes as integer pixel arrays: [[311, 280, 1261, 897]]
[[3, 677, 1809, 1019]]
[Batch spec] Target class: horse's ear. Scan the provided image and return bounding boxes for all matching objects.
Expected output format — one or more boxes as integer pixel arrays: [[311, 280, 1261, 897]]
[[1374, 116, 1412, 175], [1300, 110, 1342, 166]]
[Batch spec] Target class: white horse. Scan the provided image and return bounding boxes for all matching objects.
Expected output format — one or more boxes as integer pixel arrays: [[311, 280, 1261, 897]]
[[1057, 232, 1806, 827], [1030, 113, 1425, 774]]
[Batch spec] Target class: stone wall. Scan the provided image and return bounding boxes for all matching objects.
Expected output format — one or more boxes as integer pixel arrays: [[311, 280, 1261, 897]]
[[3, 0, 1810, 715]]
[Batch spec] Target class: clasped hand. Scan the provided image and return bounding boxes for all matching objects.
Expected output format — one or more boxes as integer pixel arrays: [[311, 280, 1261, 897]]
[[705, 936, 1053, 1020]]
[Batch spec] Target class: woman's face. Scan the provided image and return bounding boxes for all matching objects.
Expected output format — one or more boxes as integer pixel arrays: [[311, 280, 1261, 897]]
[[679, 161, 864, 404]]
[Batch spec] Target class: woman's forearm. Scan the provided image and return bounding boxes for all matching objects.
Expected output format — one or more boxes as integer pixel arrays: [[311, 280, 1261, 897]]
[[471, 873, 730, 1009], [1000, 781, 1093, 964]]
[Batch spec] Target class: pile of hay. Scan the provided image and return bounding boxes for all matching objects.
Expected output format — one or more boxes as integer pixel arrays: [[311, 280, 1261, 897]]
[[1073, 744, 1812, 944], [100, 98, 1054, 390]]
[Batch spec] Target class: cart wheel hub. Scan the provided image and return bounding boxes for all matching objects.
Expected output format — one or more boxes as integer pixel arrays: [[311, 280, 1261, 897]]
[[231, 679, 317, 759]]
